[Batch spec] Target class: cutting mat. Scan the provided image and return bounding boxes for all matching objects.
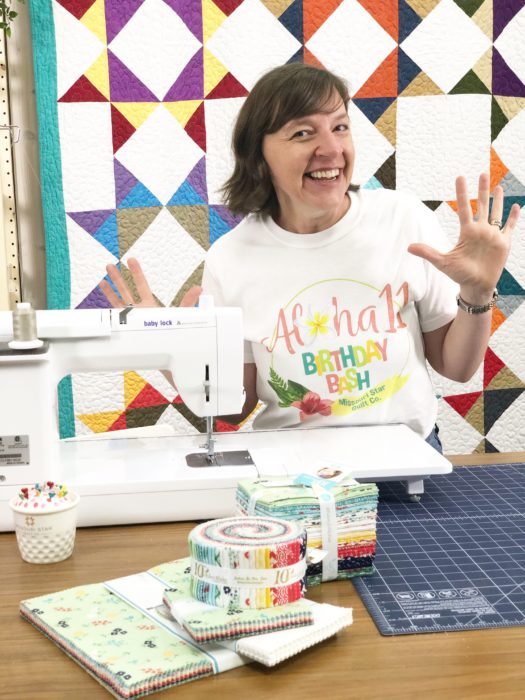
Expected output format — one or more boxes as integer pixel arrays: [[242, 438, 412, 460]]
[[353, 464, 525, 635]]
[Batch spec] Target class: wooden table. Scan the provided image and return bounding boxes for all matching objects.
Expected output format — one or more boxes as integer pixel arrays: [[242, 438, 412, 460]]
[[1, 454, 524, 700]]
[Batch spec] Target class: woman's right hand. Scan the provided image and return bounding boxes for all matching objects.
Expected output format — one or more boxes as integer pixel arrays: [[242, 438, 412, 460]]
[[99, 258, 202, 308]]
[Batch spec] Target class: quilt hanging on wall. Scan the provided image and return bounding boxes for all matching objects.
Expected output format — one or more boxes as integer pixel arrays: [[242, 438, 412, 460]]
[[29, 0, 525, 453]]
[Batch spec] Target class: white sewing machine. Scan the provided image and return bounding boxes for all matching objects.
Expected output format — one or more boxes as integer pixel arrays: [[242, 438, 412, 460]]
[[0, 300, 451, 530]]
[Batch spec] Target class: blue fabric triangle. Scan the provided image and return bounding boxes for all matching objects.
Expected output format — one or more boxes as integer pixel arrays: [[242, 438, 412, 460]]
[[118, 181, 161, 208], [363, 176, 383, 190], [93, 211, 119, 258], [167, 179, 206, 205], [353, 97, 396, 123], [398, 47, 421, 93], [399, 0, 422, 43], [279, 0, 303, 43], [498, 268, 525, 296], [209, 207, 234, 244]]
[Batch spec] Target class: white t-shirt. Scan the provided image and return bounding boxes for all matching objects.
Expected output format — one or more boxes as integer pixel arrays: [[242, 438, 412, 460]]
[[203, 188, 458, 438]]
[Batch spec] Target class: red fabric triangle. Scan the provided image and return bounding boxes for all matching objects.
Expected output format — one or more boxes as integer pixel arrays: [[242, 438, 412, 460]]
[[215, 419, 240, 432], [303, 0, 344, 43], [108, 413, 127, 432], [484, 347, 506, 388], [58, 74, 108, 103], [111, 105, 136, 153], [127, 384, 168, 410], [212, 0, 244, 15], [185, 103, 206, 151], [172, 395, 184, 405], [303, 46, 326, 70], [206, 72, 248, 99], [354, 49, 398, 98], [357, 0, 398, 41], [55, 0, 96, 20], [444, 392, 482, 418]]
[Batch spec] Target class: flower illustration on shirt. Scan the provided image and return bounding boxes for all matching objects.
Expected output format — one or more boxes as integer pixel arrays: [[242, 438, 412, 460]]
[[291, 392, 333, 421], [294, 306, 335, 346]]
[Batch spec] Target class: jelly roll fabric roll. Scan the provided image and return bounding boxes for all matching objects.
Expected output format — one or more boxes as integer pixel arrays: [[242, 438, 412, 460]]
[[188, 516, 307, 610], [236, 475, 379, 586]]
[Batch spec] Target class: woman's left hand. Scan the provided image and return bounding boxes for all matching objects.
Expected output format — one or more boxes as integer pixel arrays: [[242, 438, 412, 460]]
[[408, 173, 521, 304]]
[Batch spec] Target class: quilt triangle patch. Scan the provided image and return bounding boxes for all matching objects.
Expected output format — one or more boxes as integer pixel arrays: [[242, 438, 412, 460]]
[[119, 181, 161, 209], [474, 438, 499, 453], [303, 46, 326, 69], [471, 49, 492, 91], [164, 0, 203, 41], [108, 413, 127, 432], [493, 96, 525, 122], [116, 207, 163, 256], [215, 419, 241, 432], [56, 0, 98, 20], [164, 49, 204, 101], [452, 0, 485, 17], [105, 0, 143, 43], [125, 405, 169, 429], [163, 100, 202, 128], [486, 365, 525, 392], [112, 103, 158, 130], [203, 48, 228, 95], [375, 100, 397, 147], [449, 69, 491, 95], [212, 0, 244, 15], [353, 97, 396, 123], [490, 145, 509, 188], [85, 49, 110, 100], [357, 0, 398, 41], [493, 0, 524, 41], [303, 0, 344, 43], [490, 304, 506, 335], [171, 400, 207, 433], [108, 50, 158, 101], [484, 347, 506, 388], [93, 211, 119, 257], [127, 384, 169, 410], [401, 70, 443, 96], [58, 74, 107, 102], [465, 393, 484, 433], [354, 50, 398, 98], [492, 48, 525, 98], [203, 0, 227, 43], [80, 0, 107, 44], [484, 388, 524, 433], [497, 294, 525, 318], [260, 0, 295, 18], [491, 97, 510, 142], [111, 104, 136, 153], [166, 205, 210, 249], [399, 0, 423, 41], [422, 201, 442, 211], [185, 102, 206, 150], [471, 0, 492, 40], [500, 171, 525, 196], [404, 0, 440, 18], [398, 47, 421, 93], [69, 210, 114, 236], [374, 153, 396, 190], [77, 285, 113, 310], [497, 267, 525, 296], [444, 391, 482, 418], [279, 0, 303, 42], [206, 71, 248, 98], [77, 410, 123, 433], [168, 157, 208, 205], [124, 371, 148, 407]]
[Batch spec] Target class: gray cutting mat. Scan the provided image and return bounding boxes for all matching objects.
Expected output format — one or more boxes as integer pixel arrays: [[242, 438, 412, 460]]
[[353, 464, 525, 634]]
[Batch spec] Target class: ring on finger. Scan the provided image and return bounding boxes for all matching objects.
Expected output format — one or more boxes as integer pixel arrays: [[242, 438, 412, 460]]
[[490, 219, 503, 229]]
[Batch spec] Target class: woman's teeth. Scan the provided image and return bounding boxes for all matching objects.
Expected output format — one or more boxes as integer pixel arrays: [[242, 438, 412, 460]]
[[306, 169, 339, 180]]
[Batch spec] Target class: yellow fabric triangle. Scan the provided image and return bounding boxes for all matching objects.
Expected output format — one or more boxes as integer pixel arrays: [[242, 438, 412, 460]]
[[124, 371, 148, 407], [77, 411, 123, 433], [486, 366, 525, 392], [204, 48, 229, 95], [164, 100, 202, 127], [260, 0, 296, 17], [472, 48, 492, 92], [465, 395, 484, 434], [203, 0, 227, 44], [374, 101, 397, 148], [80, 0, 107, 44], [494, 96, 525, 123], [401, 72, 443, 96], [85, 49, 110, 100], [404, 0, 440, 19], [471, 0, 492, 40], [112, 103, 159, 129]]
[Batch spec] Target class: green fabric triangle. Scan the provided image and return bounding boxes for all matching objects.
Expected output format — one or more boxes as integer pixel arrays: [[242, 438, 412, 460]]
[[450, 69, 490, 95], [491, 97, 509, 141], [453, 0, 485, 17]]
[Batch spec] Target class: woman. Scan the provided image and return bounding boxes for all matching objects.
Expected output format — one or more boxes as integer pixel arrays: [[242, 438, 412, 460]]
[[100, 63, 519, 451]]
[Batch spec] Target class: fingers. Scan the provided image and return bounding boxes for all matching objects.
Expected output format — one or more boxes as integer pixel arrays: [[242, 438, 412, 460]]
[[489, 184, 503, 227], [180, 285, 202, 307], [127, 258, 154, 304], [476, 172, 490, 221], [503, 202, 521, 234], [407, 243, 446, 271], [455, 176, 472, 227], [99, 279, 124, 308], [106, 263, 135, 305]]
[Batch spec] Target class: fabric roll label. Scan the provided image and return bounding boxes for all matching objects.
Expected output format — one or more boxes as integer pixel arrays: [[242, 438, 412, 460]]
[[190, 558, 307, 588]]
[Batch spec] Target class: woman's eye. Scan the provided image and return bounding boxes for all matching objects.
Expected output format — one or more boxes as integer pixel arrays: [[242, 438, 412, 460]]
[[292, 130, 309, 138], [334, 124, 349, 132]]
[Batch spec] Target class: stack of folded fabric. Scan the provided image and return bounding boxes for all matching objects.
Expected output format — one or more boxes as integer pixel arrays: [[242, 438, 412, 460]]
[[236, 474, 379, 586]]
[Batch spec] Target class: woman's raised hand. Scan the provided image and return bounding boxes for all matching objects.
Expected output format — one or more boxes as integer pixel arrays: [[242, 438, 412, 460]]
[[99, 258, 202, 308], [408, 173, 520, 304]]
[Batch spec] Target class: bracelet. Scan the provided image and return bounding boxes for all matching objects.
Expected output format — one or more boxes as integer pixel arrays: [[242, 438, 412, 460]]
[[456, 288, 499, 314]]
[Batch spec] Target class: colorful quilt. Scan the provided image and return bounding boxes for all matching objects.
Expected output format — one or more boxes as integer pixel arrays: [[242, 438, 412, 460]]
[[29, 1, 525, 452]]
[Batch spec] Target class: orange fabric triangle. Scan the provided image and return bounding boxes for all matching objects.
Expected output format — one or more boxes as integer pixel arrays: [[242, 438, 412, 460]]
[[185, 102, 206, 151], [108, 413, 127, 431], [484, 347, 505, 388], [490, 147, 508, 191], [357, 0, 398, 41], [447, 198, 479, 217], [303, 46, 326, 69], [490, 305, 506, 335], [127, 384, 168, 410], [206, 72, 248, 99], [59, 74, 108, 102], [215, 419, 240, 432], [354, 49, 398, 98], [303, 0, 344, 42], [444, 392, 482, 418]]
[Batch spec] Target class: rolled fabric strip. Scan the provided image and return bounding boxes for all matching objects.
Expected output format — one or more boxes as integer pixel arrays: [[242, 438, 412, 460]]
[[188, 516, 307, 610]]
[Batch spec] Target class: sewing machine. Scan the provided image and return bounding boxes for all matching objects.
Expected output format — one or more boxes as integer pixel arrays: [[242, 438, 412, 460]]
[[0, 301, 451, 530]]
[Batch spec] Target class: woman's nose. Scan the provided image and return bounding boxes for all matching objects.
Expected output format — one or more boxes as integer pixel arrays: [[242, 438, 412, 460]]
[[315, 130, 342, 157]]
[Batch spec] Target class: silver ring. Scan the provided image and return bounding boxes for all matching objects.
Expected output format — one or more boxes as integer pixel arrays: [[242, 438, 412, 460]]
[[490, 219, 503, 229]]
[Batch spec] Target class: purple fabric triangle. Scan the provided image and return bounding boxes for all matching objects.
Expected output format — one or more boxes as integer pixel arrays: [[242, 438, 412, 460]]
[[114, 159, 139, 205], [162, 0, 203, 41], [77, 285, 112, 310], [69, 210, 114, 235], [109, 50, 158, 101], [493, 48, 525, 97], [186, 157, 208, 202], [493, 0, 525, 41], [163, 48, 203, 101], [105, 0, 143, 43], [210, 205, 244, 230]]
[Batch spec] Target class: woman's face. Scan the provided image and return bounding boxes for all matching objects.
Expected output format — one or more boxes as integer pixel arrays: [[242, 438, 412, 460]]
[[261, 96, 355, 233]]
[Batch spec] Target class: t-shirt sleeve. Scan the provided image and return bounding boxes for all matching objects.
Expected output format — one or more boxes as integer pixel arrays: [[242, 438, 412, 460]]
[[411, 200, 459, 333]]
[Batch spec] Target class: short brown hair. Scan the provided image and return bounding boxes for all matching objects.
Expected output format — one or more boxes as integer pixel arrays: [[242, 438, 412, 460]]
[[222, 63, 358, 218]]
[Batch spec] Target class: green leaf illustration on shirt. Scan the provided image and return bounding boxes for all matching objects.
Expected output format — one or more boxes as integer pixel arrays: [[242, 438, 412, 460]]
[[268, 368, 309, 407]]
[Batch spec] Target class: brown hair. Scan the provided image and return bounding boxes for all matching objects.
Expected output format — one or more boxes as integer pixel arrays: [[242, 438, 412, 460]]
[[221, 63, 359, 218]]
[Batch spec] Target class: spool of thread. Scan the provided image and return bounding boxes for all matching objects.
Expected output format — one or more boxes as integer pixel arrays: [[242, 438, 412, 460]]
[[8, 302, 43, 350], [188, 516, 307, 610]]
